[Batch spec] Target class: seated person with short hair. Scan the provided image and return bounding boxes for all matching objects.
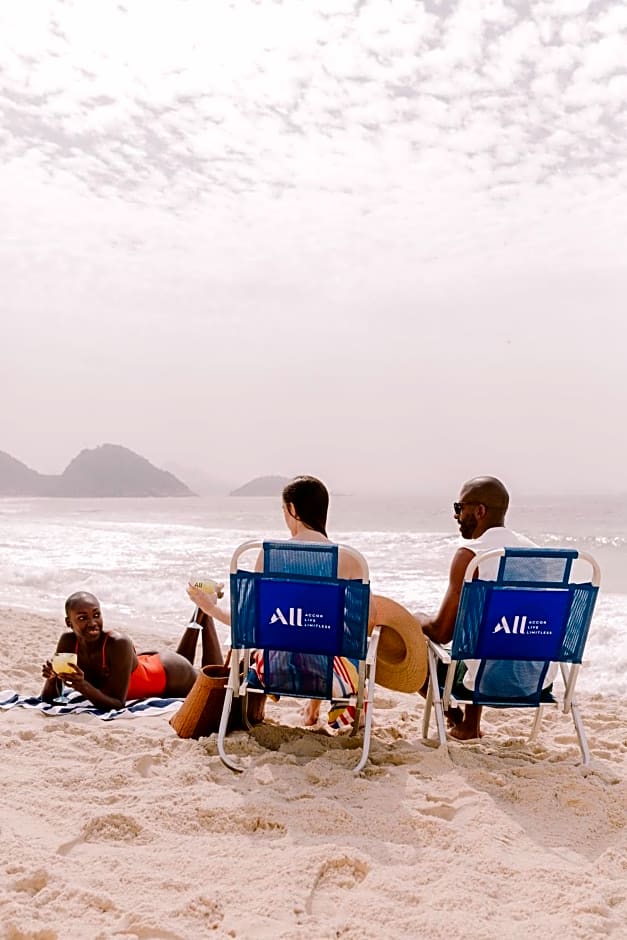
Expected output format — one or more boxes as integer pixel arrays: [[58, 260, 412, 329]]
[[417, 476, 554, 741]]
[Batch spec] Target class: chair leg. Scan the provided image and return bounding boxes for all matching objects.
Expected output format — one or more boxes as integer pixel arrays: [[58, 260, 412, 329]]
[[353, 666, 376, 775], [570, 701, 591, 766], [529, 706, 543, 741], [354, 710, 373, 775], [560, 663, 591, 764], [422, 681, 433, 742], [427, 650, 447, 747], [241, 687, 253, 731], [217, 687, 243, 773], [350, 704, 362, 737]]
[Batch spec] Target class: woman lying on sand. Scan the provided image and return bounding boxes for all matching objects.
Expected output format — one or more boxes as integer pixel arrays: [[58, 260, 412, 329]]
[[41, 592, 223, 710], [187, 474, 375, 728]]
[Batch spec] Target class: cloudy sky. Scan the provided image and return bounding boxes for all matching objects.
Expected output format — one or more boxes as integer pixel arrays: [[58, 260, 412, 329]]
[[1, 0, 626, 496]]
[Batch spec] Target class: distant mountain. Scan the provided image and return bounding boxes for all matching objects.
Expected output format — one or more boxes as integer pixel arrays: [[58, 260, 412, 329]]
[[0, 444, 195, 497], [0, 451, 43, 496], [230, 475, 291, 497]]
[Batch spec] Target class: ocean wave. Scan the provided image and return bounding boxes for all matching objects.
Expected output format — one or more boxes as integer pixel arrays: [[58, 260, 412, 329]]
[[542, 532, 627, 551], [1, 500, 626, 696]]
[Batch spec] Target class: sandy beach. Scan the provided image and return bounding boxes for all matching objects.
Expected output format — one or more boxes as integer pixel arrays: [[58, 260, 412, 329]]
[[1, 606, 626, 940]]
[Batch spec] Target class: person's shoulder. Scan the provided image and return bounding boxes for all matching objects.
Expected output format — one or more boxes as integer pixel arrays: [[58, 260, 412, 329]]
[[337, 545, 367, 580], [456, 534, 482, 554], [463, 526, 538, 554], [449, 544, 476, 574], [57, 630, 76, 650], [104, 630, 134, 649], [452, 543, 476, 559]]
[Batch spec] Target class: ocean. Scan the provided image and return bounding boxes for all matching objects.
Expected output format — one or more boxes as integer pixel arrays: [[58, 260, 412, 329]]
[[1, 494, 625, 696]]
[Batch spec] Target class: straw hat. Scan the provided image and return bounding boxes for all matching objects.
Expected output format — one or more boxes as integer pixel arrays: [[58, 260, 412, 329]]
[[370, 594, 428, 693]]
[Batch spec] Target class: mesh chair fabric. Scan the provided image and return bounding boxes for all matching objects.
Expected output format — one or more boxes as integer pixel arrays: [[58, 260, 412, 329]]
[[561, 585, 598, 661], [498, 551, 575, 585], [230, 571, 258, 649], [263, 541, 338, 578], [473, 659, 552, 705], [263, 650, 334, 697]]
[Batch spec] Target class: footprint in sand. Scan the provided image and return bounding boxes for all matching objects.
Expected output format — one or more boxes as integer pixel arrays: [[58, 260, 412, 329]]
[[84, 813, 145, 843], [415, 789, 478, 822], [306, 856, 369, 916], [134, 754, 156, 778], [58, 813, 147, 855], [171, 807, 287, 837], [10, 868, 49, 895], [115, 915, 186, 940], [185, 895, 224, 927], [417, 802, 458, 821]]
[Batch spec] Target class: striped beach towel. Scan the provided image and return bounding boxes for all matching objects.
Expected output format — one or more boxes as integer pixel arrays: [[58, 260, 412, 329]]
[[0, 689, 182, 721]]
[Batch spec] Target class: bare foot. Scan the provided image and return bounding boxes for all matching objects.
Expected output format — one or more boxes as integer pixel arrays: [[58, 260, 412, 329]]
[[302, 700, 321, 726], [445, 706, 464, 728], [448, 721, 485, 741]]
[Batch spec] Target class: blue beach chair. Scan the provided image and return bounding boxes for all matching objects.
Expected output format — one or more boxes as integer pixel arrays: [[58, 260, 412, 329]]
[[217, 539, 380, 774], [422, 548, 601, 764]]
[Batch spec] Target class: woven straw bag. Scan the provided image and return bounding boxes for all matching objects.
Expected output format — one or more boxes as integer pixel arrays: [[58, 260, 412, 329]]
[[170, 654, 265, 740]]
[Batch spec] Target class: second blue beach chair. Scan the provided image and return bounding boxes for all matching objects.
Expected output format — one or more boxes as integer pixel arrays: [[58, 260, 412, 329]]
[[422, 547, 601, 763], [217, 539, 380, 774]]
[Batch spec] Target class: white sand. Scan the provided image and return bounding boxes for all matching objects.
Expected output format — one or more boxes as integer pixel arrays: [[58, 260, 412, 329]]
[[1, 607, 626, 940]]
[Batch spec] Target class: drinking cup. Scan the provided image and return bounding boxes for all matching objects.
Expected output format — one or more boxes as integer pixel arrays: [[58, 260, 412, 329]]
[[191, 579, 224, 599], [52, 652, 78, 676]]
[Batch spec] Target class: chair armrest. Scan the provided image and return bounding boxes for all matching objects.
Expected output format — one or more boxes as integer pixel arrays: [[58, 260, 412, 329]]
[[426, 639, 451, 665]]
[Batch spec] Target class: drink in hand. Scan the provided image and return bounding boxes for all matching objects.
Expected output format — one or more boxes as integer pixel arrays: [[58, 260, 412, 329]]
[[192, 579, 224, 599], [52, 652, 78, 676]]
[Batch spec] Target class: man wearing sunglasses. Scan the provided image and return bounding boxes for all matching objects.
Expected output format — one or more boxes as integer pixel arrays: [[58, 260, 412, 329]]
[[418, 475, 540, 741]]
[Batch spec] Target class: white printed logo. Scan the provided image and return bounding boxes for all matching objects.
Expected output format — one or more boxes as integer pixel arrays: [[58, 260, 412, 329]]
[[493, 615, 527, 635], [493, 615, 553, 637], [269, 607, 303, 627]]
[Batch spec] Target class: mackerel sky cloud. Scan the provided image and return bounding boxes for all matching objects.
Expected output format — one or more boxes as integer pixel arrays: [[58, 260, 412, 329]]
[[1, 1, 626, 495]]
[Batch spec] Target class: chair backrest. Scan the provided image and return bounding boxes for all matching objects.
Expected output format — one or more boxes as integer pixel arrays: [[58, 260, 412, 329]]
[[229, 540, 370, 697], [452, 548, 600, 705]]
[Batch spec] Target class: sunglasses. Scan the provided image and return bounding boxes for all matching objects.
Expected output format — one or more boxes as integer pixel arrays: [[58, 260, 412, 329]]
[[453, 501, 484, 515]]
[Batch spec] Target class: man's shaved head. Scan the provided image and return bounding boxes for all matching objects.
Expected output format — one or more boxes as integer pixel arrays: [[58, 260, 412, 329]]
[[459, 476, 509, 515]]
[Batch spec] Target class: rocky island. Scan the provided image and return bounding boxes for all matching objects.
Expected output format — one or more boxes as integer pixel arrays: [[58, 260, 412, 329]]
[[0, 444, 195, 497], [229, 475, 291, 497]]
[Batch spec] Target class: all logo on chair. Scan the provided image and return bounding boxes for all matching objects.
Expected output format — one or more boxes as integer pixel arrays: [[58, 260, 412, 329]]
[[269, 607, 303, 626], [258, 580, 342, 654], [478, 587, 569, 660], [493, 615, 553, 636]]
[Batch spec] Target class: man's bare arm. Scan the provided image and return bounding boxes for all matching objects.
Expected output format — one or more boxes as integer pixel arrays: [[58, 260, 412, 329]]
[[418, 547, 475, 645]]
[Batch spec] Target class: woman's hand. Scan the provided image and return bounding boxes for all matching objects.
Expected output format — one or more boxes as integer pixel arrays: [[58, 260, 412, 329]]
[[60, 664, 85, 689], [42, 660, 56, 679], [187, 582, 231, 626], [187, 582, 223, 615]]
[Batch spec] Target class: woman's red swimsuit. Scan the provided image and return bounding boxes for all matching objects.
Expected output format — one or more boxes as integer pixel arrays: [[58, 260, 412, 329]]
[[77, 633, 167, 700]]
